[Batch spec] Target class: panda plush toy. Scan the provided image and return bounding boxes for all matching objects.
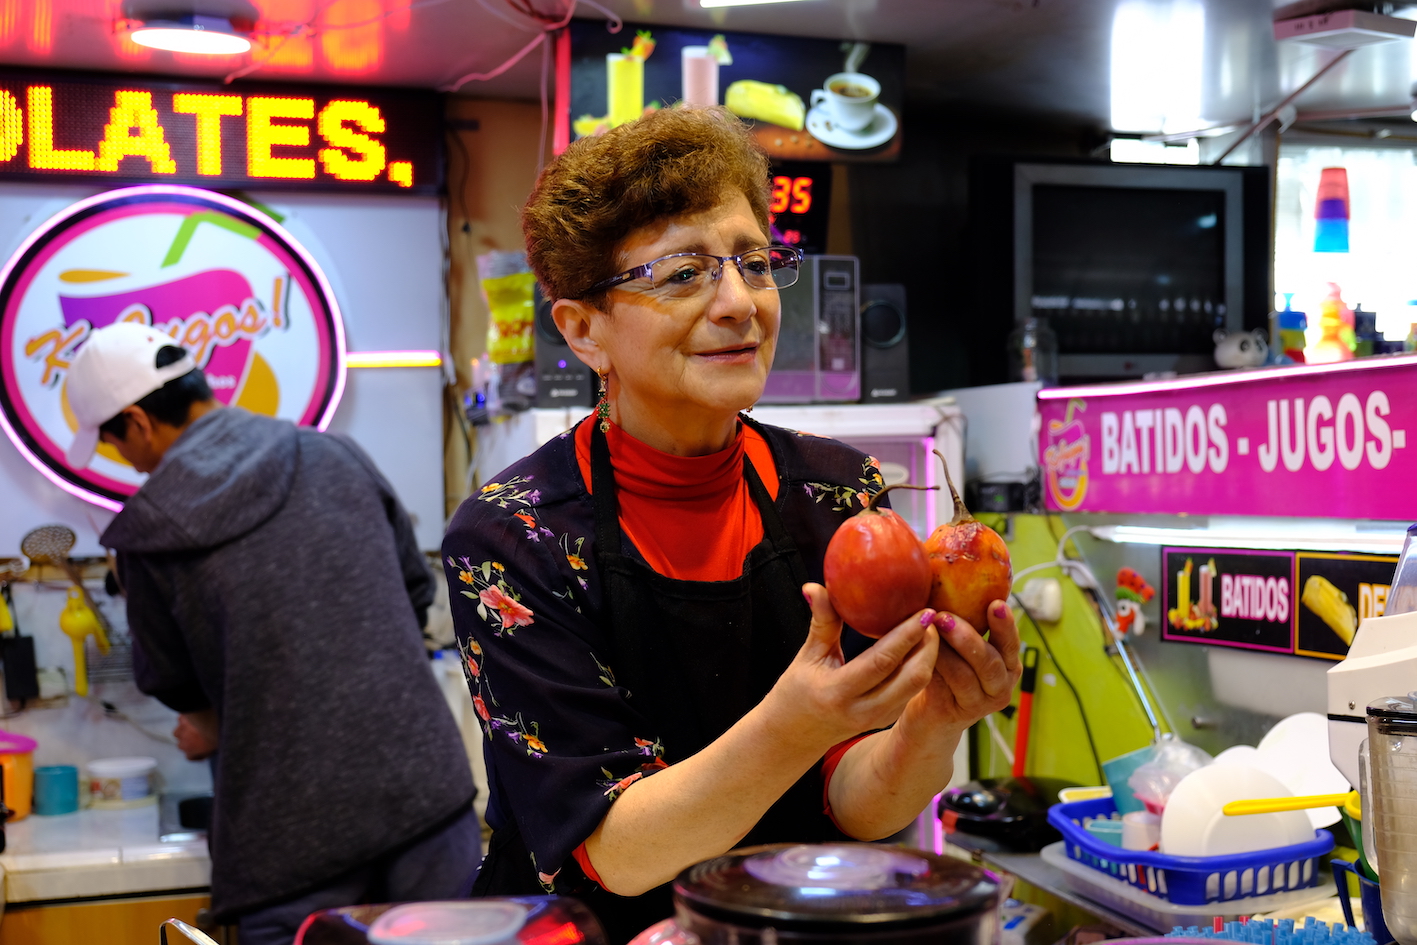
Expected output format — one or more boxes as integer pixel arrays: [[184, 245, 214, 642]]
[[1213, 328, 1269, 369]]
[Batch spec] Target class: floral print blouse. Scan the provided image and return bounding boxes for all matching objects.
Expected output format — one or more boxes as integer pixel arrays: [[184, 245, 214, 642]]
[[442, 420, 886, 892]]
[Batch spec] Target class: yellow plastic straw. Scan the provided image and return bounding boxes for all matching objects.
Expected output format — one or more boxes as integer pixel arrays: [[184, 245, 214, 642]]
[[1222, 791, 1356, 816]]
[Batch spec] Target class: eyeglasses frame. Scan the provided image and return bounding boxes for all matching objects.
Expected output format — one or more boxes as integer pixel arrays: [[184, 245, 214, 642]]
[[583, 245, 805, 296]]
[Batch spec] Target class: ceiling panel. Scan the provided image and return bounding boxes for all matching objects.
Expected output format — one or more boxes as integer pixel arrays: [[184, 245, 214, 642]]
[[0, 0, 1407, 134]]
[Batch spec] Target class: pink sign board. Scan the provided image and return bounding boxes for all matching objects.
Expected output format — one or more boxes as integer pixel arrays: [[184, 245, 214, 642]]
[[1037, 357, 1417, 519]]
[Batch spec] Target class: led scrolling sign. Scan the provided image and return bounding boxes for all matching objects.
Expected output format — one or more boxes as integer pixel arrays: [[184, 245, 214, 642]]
[[0, 72, 442, 194]]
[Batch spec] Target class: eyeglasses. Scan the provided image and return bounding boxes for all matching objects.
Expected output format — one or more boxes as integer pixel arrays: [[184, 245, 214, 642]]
[[585, 246, 803, 299]]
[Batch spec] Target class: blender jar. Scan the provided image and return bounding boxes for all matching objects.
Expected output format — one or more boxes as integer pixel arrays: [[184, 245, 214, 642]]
[[1367, 694, 1417, 945]]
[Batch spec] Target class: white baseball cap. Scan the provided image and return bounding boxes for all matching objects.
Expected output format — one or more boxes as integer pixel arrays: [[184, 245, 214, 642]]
[[65, 322, 196, 469]]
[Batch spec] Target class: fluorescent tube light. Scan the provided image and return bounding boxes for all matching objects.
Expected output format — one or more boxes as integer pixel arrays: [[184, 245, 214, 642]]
[[346, 350, 443, 368], [1110, 0, 1205, 134], [1090, 523, 1408, 554], [699, 0, 812, 7]]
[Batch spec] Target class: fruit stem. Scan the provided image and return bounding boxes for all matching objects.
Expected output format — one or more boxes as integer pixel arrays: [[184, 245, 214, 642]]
[[934, 449, 972, 525], [866, 482, 938, 513]]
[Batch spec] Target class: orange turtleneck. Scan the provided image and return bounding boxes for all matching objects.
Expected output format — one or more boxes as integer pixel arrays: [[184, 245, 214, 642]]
[[574, 417, 779, 581]]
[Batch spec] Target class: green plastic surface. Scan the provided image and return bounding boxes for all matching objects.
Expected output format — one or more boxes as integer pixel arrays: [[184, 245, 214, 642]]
[[972, 513, 1167, 786]]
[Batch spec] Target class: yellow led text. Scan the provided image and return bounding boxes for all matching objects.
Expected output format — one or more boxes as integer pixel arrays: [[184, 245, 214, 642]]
[[172, 93, 242, 176]]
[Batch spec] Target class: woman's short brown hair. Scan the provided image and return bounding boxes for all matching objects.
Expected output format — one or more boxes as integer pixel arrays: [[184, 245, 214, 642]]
[[521, 106, 771, 303]]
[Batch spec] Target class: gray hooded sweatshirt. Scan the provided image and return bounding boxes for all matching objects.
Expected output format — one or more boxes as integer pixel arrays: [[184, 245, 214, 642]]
[[102, 407, 474, 921]]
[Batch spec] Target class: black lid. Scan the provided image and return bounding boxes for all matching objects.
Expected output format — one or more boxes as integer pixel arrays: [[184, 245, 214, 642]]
[[673, 844, 998, 930]]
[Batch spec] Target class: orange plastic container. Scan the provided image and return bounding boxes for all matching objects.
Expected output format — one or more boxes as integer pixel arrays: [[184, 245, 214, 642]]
[[0, 731, 38, 820]]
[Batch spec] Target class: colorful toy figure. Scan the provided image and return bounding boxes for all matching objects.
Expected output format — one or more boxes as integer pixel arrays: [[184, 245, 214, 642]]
[[1308, 283, 1356, 364], [1115, 567, 1156, 637]]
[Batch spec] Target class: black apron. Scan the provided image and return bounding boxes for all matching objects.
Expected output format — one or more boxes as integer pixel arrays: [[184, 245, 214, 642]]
[[473, 419, 845, 944]]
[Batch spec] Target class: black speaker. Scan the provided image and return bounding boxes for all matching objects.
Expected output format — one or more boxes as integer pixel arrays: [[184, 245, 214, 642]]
[[860, 284, 910, 403], [533, 284, 595, 409]]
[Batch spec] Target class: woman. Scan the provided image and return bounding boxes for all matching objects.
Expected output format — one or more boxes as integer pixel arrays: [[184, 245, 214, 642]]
[[443, 107, 1021, 943]]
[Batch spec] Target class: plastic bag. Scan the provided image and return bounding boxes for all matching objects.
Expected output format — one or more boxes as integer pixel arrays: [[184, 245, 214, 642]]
[[479, 251, 536, 365], [1127, 735, 1213, 812]]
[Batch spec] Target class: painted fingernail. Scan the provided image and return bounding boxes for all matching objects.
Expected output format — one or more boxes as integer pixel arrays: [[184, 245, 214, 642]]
[[920, 609, 936, 627], [993, 602, 1009, 619], [934, 612, 956, 631], [803, 590, 813, 605]]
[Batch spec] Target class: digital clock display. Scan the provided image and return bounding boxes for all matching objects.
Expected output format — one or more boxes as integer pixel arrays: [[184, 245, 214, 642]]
[[0, 71, 441, 194], [768, 162, 831, 254]]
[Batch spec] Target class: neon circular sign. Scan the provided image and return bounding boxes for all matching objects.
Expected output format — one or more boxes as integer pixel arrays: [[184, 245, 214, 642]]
[[0, 185, 346, 510]]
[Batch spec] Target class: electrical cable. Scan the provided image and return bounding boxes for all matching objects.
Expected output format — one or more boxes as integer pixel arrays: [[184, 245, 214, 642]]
[[1012, 597, 1106, 783], [1039, 516, 1174, 737], [440, 0, 620, 93], [441, 0, 573, 91], [96, 699, 179, 746], [304, 0, 454, 32], [442, 30, 548, 91], [220, 0, 455, 83]]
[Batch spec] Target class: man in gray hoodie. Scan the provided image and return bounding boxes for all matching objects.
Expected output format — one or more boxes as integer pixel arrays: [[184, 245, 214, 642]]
[[66, 323, 478, 945]]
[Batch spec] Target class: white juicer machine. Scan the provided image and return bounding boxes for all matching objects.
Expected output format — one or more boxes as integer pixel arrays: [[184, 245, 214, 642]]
[[1328, 524, 1417, 789]]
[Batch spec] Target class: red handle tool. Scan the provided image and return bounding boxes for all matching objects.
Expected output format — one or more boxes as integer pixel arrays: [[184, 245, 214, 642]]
[[1011, 646, 1040, 779]]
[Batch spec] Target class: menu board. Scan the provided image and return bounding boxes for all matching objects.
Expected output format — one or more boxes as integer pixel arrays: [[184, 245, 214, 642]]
[[1295, 553, 1398, 660], [568, 20, 904, 162], [1161, 546, 1398, 659], [1162, 548, 1296, 653]]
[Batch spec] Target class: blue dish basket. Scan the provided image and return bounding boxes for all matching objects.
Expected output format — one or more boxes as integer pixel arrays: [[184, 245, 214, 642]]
[[1047, 797, 1334, 906]]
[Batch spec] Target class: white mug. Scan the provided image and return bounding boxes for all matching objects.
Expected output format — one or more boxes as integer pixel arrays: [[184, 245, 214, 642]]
[[810, 71, 880, 133]]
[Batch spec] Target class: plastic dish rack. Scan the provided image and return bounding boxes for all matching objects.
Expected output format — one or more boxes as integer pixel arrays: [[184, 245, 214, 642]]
[[1047, 797, 1334, 906]]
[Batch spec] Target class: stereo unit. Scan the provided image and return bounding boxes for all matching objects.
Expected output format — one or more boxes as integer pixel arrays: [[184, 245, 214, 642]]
[[763, 255, 860, 404], [533, 284, 596, 409], [860, 284, 910, 403]]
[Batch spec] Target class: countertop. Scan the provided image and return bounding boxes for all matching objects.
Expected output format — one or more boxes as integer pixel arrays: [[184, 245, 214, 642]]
[[0, 804, 209, 903], [979, 849, 1156, 937]]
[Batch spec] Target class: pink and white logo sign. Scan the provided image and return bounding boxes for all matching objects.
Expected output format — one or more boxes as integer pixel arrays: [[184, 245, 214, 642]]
[[0, 186, 345, 509]]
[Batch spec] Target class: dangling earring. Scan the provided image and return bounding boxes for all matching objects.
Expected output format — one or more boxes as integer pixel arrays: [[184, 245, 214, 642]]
[[596, 369, 611, 433]]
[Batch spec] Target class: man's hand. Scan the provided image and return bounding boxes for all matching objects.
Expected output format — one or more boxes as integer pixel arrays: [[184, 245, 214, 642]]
[[174, 709, 219, 761]]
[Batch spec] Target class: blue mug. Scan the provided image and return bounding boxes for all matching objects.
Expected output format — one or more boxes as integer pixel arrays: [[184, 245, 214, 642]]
[[33, 765, 78, 816], [1334, 859, 1392, 945]]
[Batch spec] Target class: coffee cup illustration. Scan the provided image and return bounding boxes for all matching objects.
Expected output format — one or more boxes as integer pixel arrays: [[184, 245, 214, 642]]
[[810, 72, 880, 133]]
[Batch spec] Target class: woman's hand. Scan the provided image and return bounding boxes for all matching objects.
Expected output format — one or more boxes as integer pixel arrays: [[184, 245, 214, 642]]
[[823, 600, 1021, 841], [763, 584, 939, 753], [897, 601, 1023, 741]]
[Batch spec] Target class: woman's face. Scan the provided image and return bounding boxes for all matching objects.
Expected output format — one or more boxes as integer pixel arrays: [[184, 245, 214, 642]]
[[592, 189, 779, 425]]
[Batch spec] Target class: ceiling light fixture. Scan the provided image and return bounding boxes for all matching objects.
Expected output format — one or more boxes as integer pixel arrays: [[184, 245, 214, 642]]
[[699, 0, 813, 8], [129, 14, 253, 55], [1089, 523, 1409, 554]]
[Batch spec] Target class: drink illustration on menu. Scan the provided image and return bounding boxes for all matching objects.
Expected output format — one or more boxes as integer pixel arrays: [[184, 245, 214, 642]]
[[569, 22, 904, 162]]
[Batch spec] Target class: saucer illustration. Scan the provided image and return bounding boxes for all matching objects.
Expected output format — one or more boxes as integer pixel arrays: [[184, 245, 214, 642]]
[[805, 103, 898, 150]]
